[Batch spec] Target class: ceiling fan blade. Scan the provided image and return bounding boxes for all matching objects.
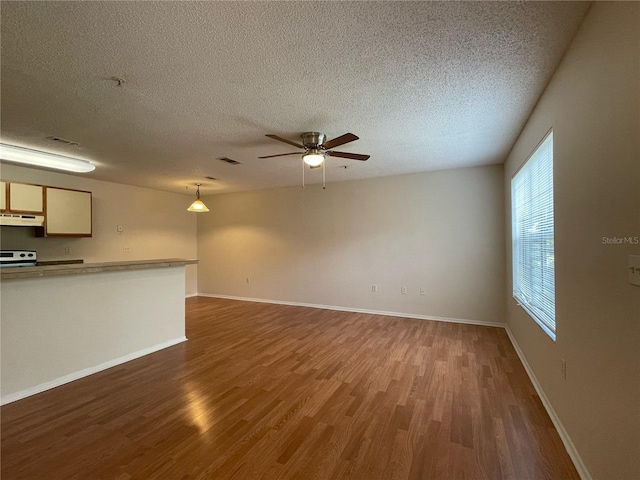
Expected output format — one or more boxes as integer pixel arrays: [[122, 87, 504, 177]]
[[258, 152, 302, 159], [265, 134, 305, 149], [322, 133, 359, 150], [326, 151, 370, 161]]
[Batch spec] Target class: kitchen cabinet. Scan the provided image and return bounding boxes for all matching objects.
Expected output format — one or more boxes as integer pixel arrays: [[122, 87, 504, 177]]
[[8, 182, 43, 213], [0, 181, 6, 211], [44, 187, 92, 236]]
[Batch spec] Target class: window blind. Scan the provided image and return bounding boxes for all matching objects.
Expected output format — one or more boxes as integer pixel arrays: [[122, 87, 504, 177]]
[[512, 131, 555, 340]]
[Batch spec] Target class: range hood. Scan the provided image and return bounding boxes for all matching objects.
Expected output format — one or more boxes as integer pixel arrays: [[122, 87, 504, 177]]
[[0, 213, 45, 227]]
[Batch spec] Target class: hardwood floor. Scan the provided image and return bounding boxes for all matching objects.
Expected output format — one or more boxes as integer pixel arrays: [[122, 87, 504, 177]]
[[1, 297, 579, 479]]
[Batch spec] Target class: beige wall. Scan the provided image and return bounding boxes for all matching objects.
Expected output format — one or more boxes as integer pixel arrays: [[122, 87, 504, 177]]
[[0, 164, 198, 295], [504, 3, 640, 479], [198, 165, 505, 324]]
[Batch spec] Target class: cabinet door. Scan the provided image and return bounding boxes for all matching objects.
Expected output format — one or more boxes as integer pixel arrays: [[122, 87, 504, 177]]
[[8, 182, 44, 213], [45, 187, 92, 236], [0, 182, 6, 211]]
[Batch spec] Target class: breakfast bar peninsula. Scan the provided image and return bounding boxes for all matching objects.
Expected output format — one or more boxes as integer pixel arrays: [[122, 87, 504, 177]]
[[1, 258, 197, 404]]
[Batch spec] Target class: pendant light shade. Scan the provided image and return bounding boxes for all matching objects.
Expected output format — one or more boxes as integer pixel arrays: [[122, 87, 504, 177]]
[[187, 184, 209, 212]]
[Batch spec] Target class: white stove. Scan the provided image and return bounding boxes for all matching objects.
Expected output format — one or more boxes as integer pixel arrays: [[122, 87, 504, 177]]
[[0, 250, 37, 268]]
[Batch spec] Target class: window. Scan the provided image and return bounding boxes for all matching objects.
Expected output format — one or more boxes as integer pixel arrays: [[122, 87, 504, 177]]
[[512, 130, 555, 340]]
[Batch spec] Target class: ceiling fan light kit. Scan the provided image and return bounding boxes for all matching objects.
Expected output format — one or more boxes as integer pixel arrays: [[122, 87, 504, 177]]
[[302, 149, 324, 167]]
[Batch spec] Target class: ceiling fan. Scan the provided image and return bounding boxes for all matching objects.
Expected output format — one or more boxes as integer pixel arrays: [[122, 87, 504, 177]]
[[259, 132, 369, 168]]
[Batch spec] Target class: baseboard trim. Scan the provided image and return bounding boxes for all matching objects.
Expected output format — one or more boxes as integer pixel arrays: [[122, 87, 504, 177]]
[[504, 326, 591, 480], [185, 293, 199, 298], [197, 293, 506, 328], [1, 336, 188, 406]]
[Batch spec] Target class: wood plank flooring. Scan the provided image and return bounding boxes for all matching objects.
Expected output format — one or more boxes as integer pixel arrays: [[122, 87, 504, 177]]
[[1, 297, 579, 479]]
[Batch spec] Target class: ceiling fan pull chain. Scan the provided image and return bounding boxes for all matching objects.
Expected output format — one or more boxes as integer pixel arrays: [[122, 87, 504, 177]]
[[323, 160, 326, 190]]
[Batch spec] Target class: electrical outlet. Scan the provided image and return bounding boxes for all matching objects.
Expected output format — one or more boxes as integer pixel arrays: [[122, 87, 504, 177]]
[[420, 287, 426, 296], [401, 286, 407, 295], [372, 284, 378, 293], [561, 358, 567, 380], [64, 247, 71, 255], [123, 246, 131, 253]]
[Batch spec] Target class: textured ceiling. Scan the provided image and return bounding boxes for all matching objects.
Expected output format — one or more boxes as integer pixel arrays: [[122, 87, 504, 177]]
[[0, 1, 590, 195]]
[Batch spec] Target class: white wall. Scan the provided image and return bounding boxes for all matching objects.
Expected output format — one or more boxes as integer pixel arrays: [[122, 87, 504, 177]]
[[504, 3, 640, 479], [0, 164, 198, 295], [198, 165, 505, 324]]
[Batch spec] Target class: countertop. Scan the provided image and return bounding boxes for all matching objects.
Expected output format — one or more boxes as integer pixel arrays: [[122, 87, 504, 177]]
[[36, 259, 84, 266], [1, 258, 198, 280]]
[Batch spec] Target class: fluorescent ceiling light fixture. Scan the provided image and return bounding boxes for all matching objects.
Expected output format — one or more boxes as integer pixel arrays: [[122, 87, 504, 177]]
[[187, 184, 209, 212], [302, 149, 324, 167], [0, 143, 96, 173]]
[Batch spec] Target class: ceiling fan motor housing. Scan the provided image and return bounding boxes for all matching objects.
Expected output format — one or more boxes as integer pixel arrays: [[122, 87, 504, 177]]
[[301, 132, 326, 149]]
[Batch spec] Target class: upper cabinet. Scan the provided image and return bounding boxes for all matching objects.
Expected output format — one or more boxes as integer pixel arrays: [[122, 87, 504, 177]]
[[1, 181, 92, 237], [8, 182, 43, 213], [44, 187, 92, 236], [0, 182, 6, 211]]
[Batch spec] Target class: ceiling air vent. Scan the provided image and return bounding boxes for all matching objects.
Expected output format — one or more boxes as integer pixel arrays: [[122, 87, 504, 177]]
[[217, 157, 242, 165], [47, 136, 80, 146]]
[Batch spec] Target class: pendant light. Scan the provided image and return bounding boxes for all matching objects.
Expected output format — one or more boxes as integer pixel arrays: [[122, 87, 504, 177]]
[[187, 184, 209, 212]]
